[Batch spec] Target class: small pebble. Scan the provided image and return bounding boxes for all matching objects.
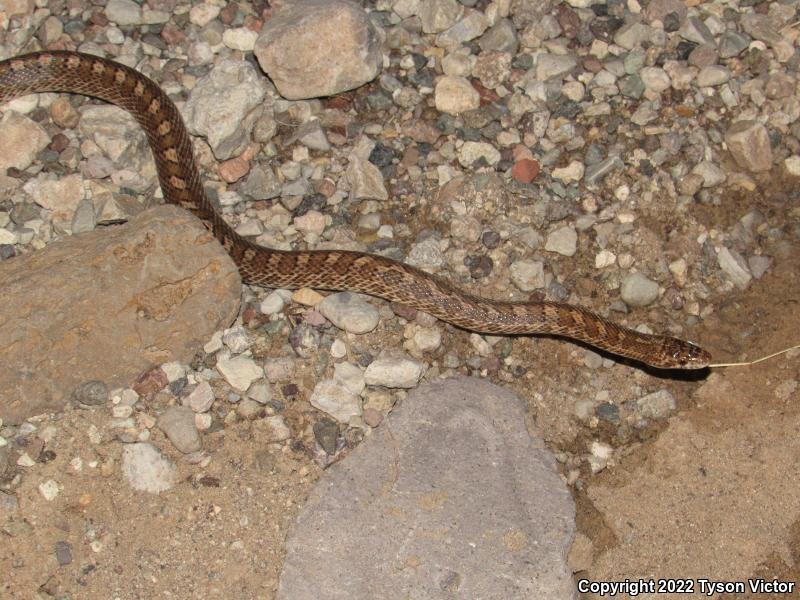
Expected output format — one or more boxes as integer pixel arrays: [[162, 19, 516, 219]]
[[157, 406, 202, 453]]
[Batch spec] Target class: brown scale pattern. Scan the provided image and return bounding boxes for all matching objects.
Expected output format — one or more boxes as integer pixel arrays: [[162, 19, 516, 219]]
[[0, 51, 711, 369]]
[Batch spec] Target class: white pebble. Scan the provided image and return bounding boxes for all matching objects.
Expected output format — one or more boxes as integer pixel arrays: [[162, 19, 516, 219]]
[[216, 354, 264, 392], [260, 291, 286, 315], [39, 479, 60, 501], [595, 250, 616, 268], [330, 338, 347, 358]]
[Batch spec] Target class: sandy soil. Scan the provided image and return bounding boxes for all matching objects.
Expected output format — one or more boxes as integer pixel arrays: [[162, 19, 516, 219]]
[[3, 193, 798, 600]]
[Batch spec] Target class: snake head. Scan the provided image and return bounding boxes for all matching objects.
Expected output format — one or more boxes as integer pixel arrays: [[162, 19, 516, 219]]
[[658, 337, 712, 369]]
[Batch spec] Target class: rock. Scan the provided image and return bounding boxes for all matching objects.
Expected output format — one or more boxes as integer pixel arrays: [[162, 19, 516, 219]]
[[595, 250, 616, 269], [511, 158, 541, 183], [78, 104, 154, 192], [184, 381, 215, 413], [333, 362, 365, 396], [740, 13, 784, 46], [620, 74, 645, 99], [216, 354, 264, 393], [71, 380, 109, 407], [254, 0, 382, 100], [406, 238, 445, 270], [183, 59, 268, 160], [277, 377, 576, 599], [0, 111, 50, 171], [345, 156, 388, 200], [551, 160, 585, 182], [54, 541, 72, 566], [364, 355, 424, 388], [222, 326, 252, 354], [719, 31, 749, 59], [23, 173, 85, 234], [614, 22, 653, 49], [122, 442, 177, 493], [545, 226, 578, 257], [410, 326, 443, 354], [441, 49, 475, 77], [584, 156, 624, 185], [640, 67, 671, 93], [310, 379, 362, 423], [105, 0, 143, 25], [259, 291, 286, 315], [636, 390, 676, 420], [218, 156, 250, 183], [0, 446, 14, 483], [434, 75, 480, 115], [189, 2, 220, 26], [222, 27, 259, 51], [457, 141, 501, 167], [157, 406, 202, 453], [242, 165, 282, 200], [71, 198, 97, 234], [724, 120, 773, 173], [785, 155, 800, 176], [510, 259, 546, 292], [536, 54, 577, 80], [435, 10, 488, 48], [292, 120, 331, 152], [258, 415, 292, 442], [679, 16, 714, 45], [669, 258, 688, 287], [247, 381, 273, 404], [692, 160, 726, 187], [477, 18, 519, 54], [236, 398, 264, 420], [419, 0, 462, 33], [588, 441, 613, 473], [696, 66, 731, 87], [38, 480, 60, 501], [748, 255, 771, 280], [620, 272, 659, 307], [293, 211, 326, 238], [688, 45, 719, 69], [133, 366, 168, 396], [568, 532, 594, 573], [318, 292, 380, 334], [2, 0, 34, 19], [644, 0, 687, 25], [0, 205, 241, 425], [716, 246, 752, 290]]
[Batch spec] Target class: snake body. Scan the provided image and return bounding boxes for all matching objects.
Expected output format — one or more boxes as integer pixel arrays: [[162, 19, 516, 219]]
[[0, 51, 710, 369]]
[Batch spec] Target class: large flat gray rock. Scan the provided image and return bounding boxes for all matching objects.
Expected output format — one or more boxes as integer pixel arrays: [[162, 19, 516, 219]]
[[278, 377, 576, 599]]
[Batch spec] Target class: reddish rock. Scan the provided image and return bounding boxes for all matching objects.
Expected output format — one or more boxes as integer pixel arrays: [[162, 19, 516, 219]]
[[390, 302, 417, 322], [511, 158, 541, 183], [471, 80, 501, 105], [314, 177, 337, 198], [134, 367, 169, 396], [219, 156, 250, 183], [161, 23, 187, 45]]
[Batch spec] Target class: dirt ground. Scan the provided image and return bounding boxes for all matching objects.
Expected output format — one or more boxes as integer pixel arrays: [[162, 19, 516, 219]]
[[579, 237, 800, 599], [1, 33, 799, 600], [3, 187, 798, 600]]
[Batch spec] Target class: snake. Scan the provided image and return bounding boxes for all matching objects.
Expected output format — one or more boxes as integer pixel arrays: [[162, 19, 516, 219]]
[[0, 51, 711, 369]]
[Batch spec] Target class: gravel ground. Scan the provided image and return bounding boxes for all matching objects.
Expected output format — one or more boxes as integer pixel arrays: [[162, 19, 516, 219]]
[[1, 0, 799, 598]]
